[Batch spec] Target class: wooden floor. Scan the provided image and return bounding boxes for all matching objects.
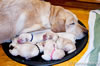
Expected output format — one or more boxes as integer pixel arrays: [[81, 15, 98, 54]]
[[0, 6, 90, 66]]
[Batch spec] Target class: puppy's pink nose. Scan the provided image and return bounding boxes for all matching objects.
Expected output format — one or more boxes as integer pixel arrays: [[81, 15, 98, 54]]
[[17, 39, 23, 44], [43, 34, 47, 41]]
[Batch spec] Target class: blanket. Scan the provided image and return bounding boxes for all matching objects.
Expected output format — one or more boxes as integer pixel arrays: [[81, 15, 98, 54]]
[[76, 10, 100, 66]]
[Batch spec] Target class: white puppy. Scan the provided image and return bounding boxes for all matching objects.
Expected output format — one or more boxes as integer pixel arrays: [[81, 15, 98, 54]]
[[9, 42, 39, 59], [56, 37, 76, 54], [17, 29, 52, 44], [9, 38, 44, 59], [41, 40, 65, 61], [17, 33, 44, 44], [44, 32, 76, 53]]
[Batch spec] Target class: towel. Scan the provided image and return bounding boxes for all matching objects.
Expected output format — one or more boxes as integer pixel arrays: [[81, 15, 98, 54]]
[[75, 10, 100, 66]]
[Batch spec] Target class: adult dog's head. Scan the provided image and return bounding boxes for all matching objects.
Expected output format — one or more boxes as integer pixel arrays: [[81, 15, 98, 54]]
[[50, 6, 88, 39]]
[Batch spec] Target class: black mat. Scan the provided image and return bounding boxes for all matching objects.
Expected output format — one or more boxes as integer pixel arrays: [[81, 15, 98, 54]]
[[1, 21, 88, 66]]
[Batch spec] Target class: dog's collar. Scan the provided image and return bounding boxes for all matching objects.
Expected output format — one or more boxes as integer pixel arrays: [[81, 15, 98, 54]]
[[30, 33, 33, 42], [35, 44, 40, 53]]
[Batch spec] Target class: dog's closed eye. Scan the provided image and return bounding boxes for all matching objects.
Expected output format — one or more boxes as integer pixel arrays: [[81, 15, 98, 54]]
[[70, 22, 75, 25]]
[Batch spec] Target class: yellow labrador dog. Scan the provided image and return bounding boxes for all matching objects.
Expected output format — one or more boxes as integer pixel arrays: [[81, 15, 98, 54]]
[[0, 0, 87, 43]]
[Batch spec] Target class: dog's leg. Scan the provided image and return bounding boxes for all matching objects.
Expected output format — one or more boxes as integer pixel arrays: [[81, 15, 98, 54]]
[[21, 24, 46, 33], [16, 12, 27, 34]]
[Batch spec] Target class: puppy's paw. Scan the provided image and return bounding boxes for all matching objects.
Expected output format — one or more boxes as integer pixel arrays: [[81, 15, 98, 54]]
[[64, 44, 76, 54], [52, 49, 65, 60], [9, 49, 18, 56], [41, 54, 51, 61], [67, 48, 76, 54]]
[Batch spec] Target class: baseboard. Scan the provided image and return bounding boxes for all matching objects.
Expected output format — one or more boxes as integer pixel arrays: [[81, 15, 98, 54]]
[[46, 0, 100, 9]]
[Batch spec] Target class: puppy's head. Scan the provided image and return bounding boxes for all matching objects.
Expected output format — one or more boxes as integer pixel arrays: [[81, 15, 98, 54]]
[[43, 32, 58, 41], [50, 6, 88, 39], [17, 33, 32, 44]]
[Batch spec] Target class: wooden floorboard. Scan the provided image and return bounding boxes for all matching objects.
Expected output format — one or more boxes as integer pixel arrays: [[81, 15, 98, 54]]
[[47, 0, 100, 9]]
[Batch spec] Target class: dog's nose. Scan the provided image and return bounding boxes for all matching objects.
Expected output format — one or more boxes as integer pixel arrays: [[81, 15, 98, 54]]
[[83, 30, 88, 34], [17, 39, 23, 44]]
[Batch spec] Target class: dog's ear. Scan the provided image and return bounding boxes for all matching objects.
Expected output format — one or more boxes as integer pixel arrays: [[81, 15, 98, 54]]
[[51, 12, 67, 33], [50, 6, 67, 32], [51, 19, 66, 32]]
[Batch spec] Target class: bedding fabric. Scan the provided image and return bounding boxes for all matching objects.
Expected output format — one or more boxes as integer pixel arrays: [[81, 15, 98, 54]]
[[76, 10, 100, 66]]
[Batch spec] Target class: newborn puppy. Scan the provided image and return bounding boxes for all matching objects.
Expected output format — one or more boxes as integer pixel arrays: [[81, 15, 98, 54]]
[[41, 40, 65, 61], [56, 37, 76, 54], [17, 29, 52, 44], [42, 31, 58, 41], [57, 33, 76, 43], [44, 32, 76, 43], [17, 33, 43, 44], [9, 41, 41, 59], [44, 32, 76, 53]]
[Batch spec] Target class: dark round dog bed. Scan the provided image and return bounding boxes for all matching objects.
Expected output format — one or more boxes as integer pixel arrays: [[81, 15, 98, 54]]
[[2, 21, 88, 66]]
